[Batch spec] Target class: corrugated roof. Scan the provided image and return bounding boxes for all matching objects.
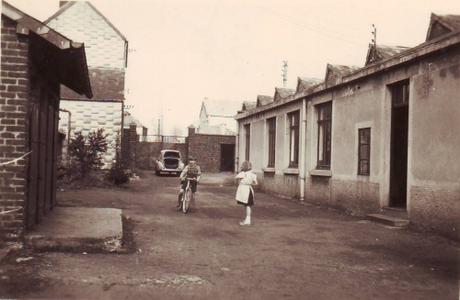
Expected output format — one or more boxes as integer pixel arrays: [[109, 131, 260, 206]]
[[256, 95, 273, 107], [2, 1, 92, 98]]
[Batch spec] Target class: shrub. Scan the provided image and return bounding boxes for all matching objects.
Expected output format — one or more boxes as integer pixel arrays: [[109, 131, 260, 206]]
[[108, 132, 130, 185], [68, 129, 108, 178]]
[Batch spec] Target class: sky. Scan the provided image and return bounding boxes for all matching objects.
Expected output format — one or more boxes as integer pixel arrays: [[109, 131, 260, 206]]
[[5, 0, 460, 135]]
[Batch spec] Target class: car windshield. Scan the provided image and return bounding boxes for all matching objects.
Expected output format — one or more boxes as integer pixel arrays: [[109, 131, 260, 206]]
[[164, 151, 180, 158]]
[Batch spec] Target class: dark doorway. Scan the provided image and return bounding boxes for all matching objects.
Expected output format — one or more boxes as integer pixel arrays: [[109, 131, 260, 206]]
[[220, 144, 235, 172], [389, 80, 409, 208]]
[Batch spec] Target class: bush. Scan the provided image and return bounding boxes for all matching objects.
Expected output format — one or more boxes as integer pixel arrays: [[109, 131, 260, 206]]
[[68, 129, 108, 178], [108, 132, 130, 185]]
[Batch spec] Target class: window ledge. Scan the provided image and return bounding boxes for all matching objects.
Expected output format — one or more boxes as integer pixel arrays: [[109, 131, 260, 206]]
[[310, 169, 332, 177], [283, 168, 299, 175], [263, 167, 275, 173]]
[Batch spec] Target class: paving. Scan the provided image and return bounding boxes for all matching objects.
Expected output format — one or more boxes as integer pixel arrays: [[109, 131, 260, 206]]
[[0, 172, 458, 299], [25, 207, 123, 253]]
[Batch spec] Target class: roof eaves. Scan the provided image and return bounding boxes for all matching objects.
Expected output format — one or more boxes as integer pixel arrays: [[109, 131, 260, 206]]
[[235, 31, 460, 121]]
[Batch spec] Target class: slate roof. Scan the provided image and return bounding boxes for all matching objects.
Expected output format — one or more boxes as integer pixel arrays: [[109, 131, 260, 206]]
[[202, 99, 241, 117], [325, 64, 361, 87], [274, 87, 296, 101], [44, 1, 128, 41], [296, 77, 323, 94], [256, 95, 274, 107], [365, 44, 411, 66], [241, 101, 257, 111]]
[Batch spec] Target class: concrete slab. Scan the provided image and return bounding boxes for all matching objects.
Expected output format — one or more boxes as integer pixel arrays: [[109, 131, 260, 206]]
[[367, 213, 410, 227], [25, 207, 123, 253]]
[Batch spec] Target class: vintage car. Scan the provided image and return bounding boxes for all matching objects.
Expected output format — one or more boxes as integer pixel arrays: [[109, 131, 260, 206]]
[[154, 150, 184, 176]]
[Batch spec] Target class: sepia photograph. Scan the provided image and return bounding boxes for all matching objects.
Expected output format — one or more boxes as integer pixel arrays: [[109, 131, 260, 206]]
[[0, 0, 459, 299]]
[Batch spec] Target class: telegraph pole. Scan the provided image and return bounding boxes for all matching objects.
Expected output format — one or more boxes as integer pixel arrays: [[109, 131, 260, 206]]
[[282, 60, 288, 88], [371, 24, 377, 47]]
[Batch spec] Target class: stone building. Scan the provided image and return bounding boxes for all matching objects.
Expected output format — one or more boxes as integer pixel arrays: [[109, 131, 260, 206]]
[[45, 1, 128, 166], [0, 2, 92, 241], [235, 13, 460, 240]]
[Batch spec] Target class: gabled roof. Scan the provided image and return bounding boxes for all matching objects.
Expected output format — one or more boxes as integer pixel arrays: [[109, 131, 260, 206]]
[[241, 101, 257, 111], [256, 95, 273, 107], [202, 99, 241, 117], [2, 1, 92, 98], [365, 44, 411, 66], [426, 13, 460, 41], [325, 64, 361, 87], [296, 77, 323, 94], [44, 1, 127, 42], [274, 87, 296, 102]]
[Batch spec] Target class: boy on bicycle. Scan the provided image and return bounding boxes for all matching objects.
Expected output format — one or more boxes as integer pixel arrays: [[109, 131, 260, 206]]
[[177, 157, 201, 209]]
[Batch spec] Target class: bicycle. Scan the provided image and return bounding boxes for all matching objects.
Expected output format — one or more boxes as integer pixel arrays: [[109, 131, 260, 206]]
[[180, 178, 196, 214]]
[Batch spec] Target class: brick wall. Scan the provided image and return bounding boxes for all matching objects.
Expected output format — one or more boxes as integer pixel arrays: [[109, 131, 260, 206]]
[[0, 16, 30, 241], [187, 133, 235, 173], [47, 1, 126, 69], [59, 100, 123, 166], [135, 142, 188, 170]]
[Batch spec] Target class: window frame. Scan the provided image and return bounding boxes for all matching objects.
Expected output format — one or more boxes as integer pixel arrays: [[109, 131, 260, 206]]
[[287, 110, 300, 168], [316, 102, 332, 170], [357, 127, 371, 176], [267, 117, 276, 168]]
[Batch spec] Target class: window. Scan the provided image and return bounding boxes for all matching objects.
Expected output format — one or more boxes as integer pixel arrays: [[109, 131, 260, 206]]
[[288, 111, 300, 168], [244, 124, 250, 161], [390, 80, 409, 108], [267, 117, 276, 167], [358, 128, 371, 175], [317, 102, 332, 169]]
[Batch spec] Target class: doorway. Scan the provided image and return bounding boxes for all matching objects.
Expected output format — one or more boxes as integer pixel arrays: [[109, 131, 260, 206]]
[[220, 144, 235, 172], [389, 80, 409, 208]]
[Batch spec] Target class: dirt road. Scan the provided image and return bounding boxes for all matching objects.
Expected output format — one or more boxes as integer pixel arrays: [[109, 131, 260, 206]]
[[1, 173, 458, 299]]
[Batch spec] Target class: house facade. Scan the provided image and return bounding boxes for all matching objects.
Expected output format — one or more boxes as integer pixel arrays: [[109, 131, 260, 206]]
[[45, 1, 128, 166], [0, 2, 92, 241], [236, 14, 460, 240], [197, 99, 240, 135]]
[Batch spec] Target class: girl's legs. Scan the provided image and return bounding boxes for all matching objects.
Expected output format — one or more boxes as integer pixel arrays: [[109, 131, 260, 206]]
[[240, 205, 251, 225], [245, 206, 251, 224]]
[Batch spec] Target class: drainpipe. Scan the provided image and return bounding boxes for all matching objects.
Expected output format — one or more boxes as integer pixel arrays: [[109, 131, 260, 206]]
[[299, 98, 307, 201], [59, 108, 71, 165], [235, 121, 239, 174]]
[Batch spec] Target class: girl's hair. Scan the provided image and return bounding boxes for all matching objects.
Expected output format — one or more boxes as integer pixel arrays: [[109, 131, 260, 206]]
[[241, 161, 252, 172]]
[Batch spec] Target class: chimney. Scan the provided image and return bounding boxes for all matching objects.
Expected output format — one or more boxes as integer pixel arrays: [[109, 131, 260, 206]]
[[188, 125, 196, 136], [59, 1, 69, 7]]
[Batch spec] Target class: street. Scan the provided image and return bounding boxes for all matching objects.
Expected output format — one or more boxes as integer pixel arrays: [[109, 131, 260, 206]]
[[1, 173, 459, 299]]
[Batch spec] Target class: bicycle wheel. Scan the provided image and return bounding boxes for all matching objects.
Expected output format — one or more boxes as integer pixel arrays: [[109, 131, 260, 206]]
[[182, 189, 190, 214]]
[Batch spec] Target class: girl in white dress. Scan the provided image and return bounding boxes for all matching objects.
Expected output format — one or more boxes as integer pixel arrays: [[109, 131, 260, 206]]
[[235, 161, 258, 226]]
